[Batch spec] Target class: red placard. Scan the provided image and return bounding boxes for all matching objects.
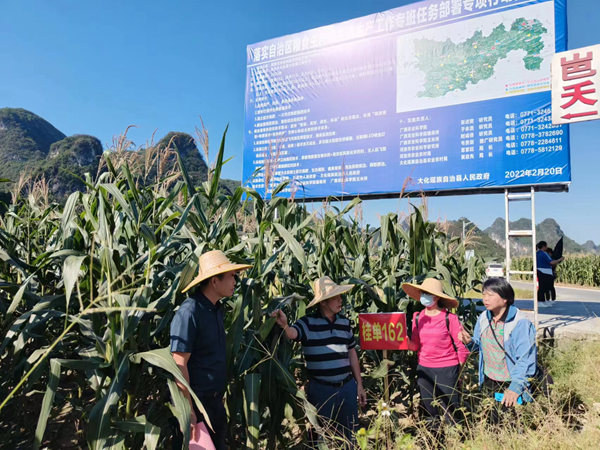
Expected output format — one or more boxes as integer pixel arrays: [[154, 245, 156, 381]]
[[359, 313, 408, 350]]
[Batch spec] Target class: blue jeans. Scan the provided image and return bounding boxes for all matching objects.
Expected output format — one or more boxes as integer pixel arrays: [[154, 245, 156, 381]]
[[307, 378, 358, 448]]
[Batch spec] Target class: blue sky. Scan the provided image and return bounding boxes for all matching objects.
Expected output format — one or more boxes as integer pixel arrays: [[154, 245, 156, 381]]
[[1, 0, 599, 244]]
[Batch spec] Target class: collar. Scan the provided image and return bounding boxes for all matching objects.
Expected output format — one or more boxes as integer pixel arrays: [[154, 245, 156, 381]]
[[486, 305, 517, 323], [194, 291, 221, 312], [316, 309, 337, 324]]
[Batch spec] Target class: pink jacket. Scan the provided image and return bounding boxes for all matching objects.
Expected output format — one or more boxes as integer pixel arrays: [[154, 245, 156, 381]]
[[411, 309, 469, 368]]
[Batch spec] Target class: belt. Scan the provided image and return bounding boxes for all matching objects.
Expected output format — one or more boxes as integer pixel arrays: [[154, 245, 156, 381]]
[[311, 374, 353, 388]]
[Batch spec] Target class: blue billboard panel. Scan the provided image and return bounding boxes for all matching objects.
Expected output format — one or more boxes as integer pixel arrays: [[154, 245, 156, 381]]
[[243, 0, 569, 199]]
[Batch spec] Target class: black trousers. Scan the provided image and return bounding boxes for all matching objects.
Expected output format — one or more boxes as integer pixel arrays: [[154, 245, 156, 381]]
[[482, 376, 513, 425], [416, 364, 460, 424], [549, 273, 557, 300], [537, 271, 554, 302], [172, 394, 227, 450]]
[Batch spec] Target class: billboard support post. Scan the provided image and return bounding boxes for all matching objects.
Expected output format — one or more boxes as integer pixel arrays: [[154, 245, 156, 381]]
[[504, 187, 538, 337]]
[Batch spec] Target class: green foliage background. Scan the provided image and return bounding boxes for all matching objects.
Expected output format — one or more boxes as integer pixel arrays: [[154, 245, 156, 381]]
[[0, 127, 483, 449]]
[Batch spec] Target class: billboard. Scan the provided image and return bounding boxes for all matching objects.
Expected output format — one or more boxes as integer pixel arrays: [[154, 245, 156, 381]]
[[243, 0, 570, 200]]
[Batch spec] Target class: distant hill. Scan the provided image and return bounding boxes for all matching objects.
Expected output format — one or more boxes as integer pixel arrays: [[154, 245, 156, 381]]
[[0, 108, 67, 192], [0, 108, 66, 162], [0, 108, 239, 201], [484, 217, 590, 257], [582, 240, 600, 254], [446, 217, 505, 261], [44, 134, 104, 199]]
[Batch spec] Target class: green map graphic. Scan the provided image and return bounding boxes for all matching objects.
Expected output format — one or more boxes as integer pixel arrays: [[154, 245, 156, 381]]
[[414, 18, 547, 98]]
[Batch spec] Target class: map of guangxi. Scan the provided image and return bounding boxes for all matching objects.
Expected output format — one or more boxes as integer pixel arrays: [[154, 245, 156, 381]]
[[414, 18, 547, 98]]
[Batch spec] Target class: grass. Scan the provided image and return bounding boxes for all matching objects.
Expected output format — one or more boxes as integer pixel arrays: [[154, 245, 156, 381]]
[[347, 339, 600, 450], [446, 340, 600, 449]]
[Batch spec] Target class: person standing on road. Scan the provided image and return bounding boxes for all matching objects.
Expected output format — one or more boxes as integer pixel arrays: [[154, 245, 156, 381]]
[[271, 276, 367, 448], [458, 278, 537, 424], [536, 241, 564, 304], [170, 250, 252, 450], [402, 278, 469, 430], [546, 247, 557, 301]]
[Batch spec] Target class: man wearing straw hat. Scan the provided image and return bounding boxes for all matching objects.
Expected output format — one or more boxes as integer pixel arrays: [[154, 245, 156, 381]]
[[171, 250, 252, 450], [271, 276, 367, 447]]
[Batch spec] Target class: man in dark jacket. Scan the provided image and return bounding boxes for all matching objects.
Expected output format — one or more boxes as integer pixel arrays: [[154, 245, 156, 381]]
[[171, 250, 251, 449]]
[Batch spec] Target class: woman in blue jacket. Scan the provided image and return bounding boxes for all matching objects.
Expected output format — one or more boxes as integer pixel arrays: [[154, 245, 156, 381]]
[[458, 278, 537, 418]]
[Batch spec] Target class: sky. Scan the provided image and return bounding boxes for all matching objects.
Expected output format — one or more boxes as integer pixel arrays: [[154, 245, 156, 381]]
[[1, 0, 599, 244]]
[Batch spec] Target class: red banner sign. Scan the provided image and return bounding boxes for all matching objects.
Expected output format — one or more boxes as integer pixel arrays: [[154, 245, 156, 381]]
[[359, 313, 408, 350], [552, 44, 600, 124]]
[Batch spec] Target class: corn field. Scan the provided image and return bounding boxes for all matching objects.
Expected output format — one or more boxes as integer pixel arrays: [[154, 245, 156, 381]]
[[512, 255, 600, 287], [0, 126, 483, 449]]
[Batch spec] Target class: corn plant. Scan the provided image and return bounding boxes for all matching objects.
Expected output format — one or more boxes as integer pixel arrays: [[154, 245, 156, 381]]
[[0, 125, 485, 449], [512, 255, 600, 287]]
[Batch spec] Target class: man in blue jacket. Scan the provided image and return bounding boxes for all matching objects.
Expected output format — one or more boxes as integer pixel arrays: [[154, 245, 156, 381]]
[[458, 278, 537, 420]]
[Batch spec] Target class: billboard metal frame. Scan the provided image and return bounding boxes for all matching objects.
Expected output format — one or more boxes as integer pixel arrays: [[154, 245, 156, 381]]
[[286, 181, 569, 203]]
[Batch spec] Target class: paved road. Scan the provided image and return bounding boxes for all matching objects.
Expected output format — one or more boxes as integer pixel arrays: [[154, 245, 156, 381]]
[[510, 280, 600, 339]]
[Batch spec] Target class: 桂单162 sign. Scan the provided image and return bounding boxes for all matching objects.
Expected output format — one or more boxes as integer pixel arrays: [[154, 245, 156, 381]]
[[359, 313, 409, 350]]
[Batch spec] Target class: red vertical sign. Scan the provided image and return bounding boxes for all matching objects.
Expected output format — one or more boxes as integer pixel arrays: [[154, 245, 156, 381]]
[[552, 45, 600, 124]]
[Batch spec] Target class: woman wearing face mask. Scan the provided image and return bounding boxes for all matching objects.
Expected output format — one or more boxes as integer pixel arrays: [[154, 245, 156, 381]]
[[402, 278, 469, 428]]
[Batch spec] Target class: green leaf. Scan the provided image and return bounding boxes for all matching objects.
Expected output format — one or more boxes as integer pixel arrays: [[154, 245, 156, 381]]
[[369, 359, 392, 379], [173, 146, 209, 230], [0, 249, 30, 276], [143, 420, 161, 450], [158, 194, 198, 250], [168, 379, 191, 449], [156, 181, 184, 217], [5, 271, 36, 319], [139, 223, 157, 249], [272, 180, 291, 197], [60, 192, 79, 236], [221, 187, 244, 227], [55, 358, 110, 371], [87, 355, 130, 450], [339, 196, 362, 216], [115, 415, 147, 433], [105, 433, 126, 450], [63, 255, 86, 314], [33, 359, 61, 450], [100, 183, 137, 223], [273, 223, 307, 272], [208, 125, 229, 202], [243, 373, 261, 450], [130, 347, 211, 430], [122, 163, 141, 208]]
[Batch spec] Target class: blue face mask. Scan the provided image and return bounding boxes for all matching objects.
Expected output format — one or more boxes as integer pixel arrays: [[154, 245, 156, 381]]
[[420, 293, 435, 308]]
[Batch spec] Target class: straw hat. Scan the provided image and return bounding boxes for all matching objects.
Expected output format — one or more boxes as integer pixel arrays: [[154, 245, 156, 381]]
[[401, 278, 459, 309], [306, 276, 355, 309], [182, 250, 252, 293]]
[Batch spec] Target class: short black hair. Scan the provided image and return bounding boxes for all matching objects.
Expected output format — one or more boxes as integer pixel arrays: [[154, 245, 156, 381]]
[[199, 272, 227, 291], [483, 277, 515, 306], [537, 241, 547, 250]]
